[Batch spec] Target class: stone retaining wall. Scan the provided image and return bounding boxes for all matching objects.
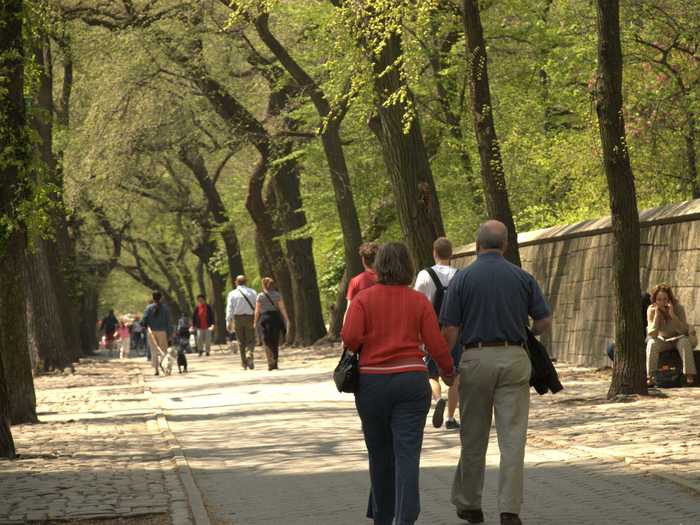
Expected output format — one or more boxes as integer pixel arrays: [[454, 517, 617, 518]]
[[452, 199, 700, 367]]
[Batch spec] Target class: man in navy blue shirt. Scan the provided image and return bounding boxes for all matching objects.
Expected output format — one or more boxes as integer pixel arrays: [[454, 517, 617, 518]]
[[441, 220, 552, 525]]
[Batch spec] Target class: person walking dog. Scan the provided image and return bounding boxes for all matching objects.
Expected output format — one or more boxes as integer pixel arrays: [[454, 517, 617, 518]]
[[441, 221, 552, 525], [342, 242, 456, 525], [226, 275, 258, 369], [143, 291, 171, 376]]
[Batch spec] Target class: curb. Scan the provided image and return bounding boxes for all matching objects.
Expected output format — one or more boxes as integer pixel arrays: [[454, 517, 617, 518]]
[[134, 365, 213, 525], [529, 434, 700, 496]]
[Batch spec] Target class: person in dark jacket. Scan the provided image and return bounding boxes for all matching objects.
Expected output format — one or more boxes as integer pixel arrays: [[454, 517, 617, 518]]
[[192, 294, 215, 356], [441, 221, 552, 525], [100, 310, 119, 355]]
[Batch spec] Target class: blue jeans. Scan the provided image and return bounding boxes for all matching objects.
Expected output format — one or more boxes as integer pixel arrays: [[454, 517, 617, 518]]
[[355, 372, 431, 525]]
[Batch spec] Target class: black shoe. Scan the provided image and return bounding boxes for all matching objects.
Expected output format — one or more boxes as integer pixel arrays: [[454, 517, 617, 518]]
[[206, 352, 210, 356], [501, 513, 522, 525], [445, 419, 460, 430], [154, 371, 159, 376], [457, 509, 484, 523], [432, 398, 446, 428]]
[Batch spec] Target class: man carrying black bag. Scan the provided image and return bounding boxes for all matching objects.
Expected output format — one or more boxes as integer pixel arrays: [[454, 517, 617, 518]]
[[441, 220, 552, 525]]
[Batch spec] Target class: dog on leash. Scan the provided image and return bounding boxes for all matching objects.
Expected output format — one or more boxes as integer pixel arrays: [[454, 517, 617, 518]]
[[177, 346, 188, 373], [162, 347, 178, 376]]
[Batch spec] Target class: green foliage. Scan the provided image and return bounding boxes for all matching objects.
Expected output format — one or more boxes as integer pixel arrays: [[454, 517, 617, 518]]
[[29, 0, 700, 313]]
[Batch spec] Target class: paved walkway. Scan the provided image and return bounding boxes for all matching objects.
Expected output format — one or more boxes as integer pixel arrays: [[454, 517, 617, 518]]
[[0, 358, 190, 524], [143, 346, 700, 525]]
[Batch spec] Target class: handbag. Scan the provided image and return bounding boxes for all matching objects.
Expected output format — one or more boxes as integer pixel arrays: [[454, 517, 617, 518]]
[[333, 346, 361, 393]]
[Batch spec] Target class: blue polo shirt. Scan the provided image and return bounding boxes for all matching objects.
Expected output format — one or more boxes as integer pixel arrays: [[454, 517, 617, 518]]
[[440, 252, 550, 346]]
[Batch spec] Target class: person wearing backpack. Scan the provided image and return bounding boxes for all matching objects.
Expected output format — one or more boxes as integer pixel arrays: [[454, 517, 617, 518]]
[[414, 237, 462, 430]]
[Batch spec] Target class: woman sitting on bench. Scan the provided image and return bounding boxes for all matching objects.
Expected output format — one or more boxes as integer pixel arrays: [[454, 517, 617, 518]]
[[646, 284, 697, 386]]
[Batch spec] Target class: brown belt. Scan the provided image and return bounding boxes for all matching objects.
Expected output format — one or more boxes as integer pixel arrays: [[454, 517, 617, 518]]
[[464, 340, 525, 350]]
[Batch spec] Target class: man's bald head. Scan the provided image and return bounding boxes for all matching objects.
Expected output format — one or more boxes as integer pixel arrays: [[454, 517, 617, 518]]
[[235, 275, 247, 286], [476, 220, 508, 253]]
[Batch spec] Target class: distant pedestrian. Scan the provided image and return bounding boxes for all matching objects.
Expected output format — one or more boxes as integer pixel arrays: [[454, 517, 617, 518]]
[[226, 275, 258, 370], [192, 294, 215, 356], [131, 316, 145, 354], [117, 318, 131, 359], [100, 309, 119, 356], [254, 277, 290, 370], [441, 221, 552, 525], [414, 236, 462, 430], [344, 242, 379, 321], [143, 291, 171, 376], [342, 242, 456, 525]]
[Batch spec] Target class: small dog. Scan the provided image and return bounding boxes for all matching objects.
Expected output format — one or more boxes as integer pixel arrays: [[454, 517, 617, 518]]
[[177, 347, 188, 373], [161, 347, 178, 376]]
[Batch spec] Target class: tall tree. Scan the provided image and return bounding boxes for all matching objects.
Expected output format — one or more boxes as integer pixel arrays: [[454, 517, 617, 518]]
[[594, 0, 646, 397], [252, 10, 364, 324], [462, 0, 521, 266], [0, 0, 38, 431], [356, 3, 446, 269]]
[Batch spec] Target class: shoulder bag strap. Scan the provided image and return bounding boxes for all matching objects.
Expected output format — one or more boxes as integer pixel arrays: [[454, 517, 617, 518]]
[[425, 267, 444, 291], [238, 288, 256, 312], [264, 292, 278, 310]]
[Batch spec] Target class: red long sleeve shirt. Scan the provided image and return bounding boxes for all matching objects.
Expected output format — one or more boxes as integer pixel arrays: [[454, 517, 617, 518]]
[[341, 284, 455, 376]]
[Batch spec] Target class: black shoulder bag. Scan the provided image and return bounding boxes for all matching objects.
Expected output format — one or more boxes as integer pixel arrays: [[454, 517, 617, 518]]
[[333, 346, 362, 393]]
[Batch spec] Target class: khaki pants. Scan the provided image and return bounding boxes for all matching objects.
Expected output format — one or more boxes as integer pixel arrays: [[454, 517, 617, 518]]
[[646, 336, 696, 376], [196, 328, 212, 355], [148, 330, 168, 372], [119, 337, 130, 359], [234, 315, 255, 368], [452, 345, 531, 515]]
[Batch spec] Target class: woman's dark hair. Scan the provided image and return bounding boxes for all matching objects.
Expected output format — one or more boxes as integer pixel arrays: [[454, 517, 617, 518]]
[[375, 242, 415, 286], [152, 291, 162, 314]]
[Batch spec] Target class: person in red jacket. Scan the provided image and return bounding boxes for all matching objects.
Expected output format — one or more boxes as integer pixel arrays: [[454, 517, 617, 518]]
[[342, 242, 456, 525]]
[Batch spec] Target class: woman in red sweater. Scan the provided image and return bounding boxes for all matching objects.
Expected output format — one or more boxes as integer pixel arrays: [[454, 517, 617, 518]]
[[342, 242, 455, 525]]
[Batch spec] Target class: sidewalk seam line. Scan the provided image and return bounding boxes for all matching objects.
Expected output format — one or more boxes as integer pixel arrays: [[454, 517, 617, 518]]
[[135, 365, 213, 525]]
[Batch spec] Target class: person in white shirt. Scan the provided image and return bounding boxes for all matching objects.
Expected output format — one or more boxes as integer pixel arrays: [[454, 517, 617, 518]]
[[226, 275, 259, 369], [414, 237, 461, 430]]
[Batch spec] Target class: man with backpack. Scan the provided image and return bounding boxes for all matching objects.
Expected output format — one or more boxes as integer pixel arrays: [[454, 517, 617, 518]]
[[414, 237, 462, 430], [226, 275, 258, 370]]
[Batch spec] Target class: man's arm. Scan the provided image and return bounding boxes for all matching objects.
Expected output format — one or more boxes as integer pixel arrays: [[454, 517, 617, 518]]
[[442, 325, 460, 352], [225, 292, 235, 323], [531, 316, 552, 335]]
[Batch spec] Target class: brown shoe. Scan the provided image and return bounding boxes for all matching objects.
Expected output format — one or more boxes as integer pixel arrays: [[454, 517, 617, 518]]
[[501, 513, 522, 525], [457, 509, 484, 523]]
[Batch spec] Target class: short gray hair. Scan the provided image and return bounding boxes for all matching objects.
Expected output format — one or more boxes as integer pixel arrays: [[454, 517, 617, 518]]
[[476, 221, 507, 250]]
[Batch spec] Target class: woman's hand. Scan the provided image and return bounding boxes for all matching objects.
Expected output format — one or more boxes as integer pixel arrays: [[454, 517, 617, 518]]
[[441, 372, 456, 387], [667, 302, 677, 319]]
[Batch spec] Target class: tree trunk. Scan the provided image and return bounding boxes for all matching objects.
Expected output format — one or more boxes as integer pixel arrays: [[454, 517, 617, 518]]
[[246, 159, 297, 344], [0, 345, 16, 458], [78, 282, 99, 355], [265, 81, 326, 343], [30, 38, 74, 369], [685, 109, 699, 199], [178, 146, 245, 279], [328, 195, 397, 340], [208, 268, 227, 345], [254, 12, 364, 282], [462, 0, 521, 267], [368, 29, 445, 269], [196, 259, 206, 296], [594, 0, 647, 398], [0, 0, 38, 428], [25, 244, 72, 371]]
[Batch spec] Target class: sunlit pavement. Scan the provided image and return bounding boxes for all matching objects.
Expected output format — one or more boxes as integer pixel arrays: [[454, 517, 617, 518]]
[[143, 347, 700, 525]]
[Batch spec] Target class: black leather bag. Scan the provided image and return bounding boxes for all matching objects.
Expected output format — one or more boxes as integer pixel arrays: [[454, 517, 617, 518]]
[[333, 347, 360, 393]]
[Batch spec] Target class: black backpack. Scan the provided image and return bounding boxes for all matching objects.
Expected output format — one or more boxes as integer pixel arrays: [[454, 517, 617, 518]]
[[653, 349, 684, 388], [425, 267, 447, 317]]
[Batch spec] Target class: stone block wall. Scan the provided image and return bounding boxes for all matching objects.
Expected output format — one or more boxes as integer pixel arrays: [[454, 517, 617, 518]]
[[452, 199, 700, 367]]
